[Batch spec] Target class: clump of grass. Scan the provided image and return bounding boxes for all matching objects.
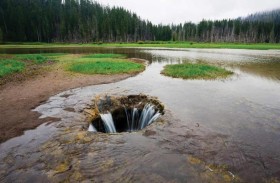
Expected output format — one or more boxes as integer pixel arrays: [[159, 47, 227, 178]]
[[162, 63, 233, 80], [68, 59, 144, 75], [16, 54, 48, 64], [41, 53, 67, 57], [82, 53, 126, 59], [0, 59, 25, 77]]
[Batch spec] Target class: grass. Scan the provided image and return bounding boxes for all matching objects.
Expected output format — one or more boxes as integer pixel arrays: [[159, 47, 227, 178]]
[[0, 53, 141, 79], [14, 53, 66, 64], [100, 41, 280, 50], [0, 59, 25, 77], [40, 53, 67, 57], [0, 53, 65, 81], [1, 41, 280, 50], [82, 53, 126, 59], [67, 58, 144, 75], [162, 63, 233, 80], [16, 54, 48, 64]]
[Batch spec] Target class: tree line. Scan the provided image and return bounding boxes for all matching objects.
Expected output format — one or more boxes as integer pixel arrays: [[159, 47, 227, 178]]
[[172, 9, 280, 43], [0, 0, 279, 43]]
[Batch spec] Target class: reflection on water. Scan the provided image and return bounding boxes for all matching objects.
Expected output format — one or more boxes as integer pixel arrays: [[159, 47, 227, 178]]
[[1, 48, 280, 182], [237, 62, 280, 80]]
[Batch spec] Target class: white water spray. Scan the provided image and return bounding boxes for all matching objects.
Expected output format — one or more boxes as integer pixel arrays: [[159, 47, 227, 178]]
[[88, 124, 97, 132], [89, 103, 161, 133], [100, 113, 117, 133]]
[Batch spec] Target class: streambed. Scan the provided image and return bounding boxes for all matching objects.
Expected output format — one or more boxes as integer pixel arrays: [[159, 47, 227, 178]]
[[1, 48, 280, 182]]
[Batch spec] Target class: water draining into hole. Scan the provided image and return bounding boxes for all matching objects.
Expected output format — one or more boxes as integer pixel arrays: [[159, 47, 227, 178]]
[[127, 103, 161, 131], [100, 113, 117, 133], [88, 124, 97, 132], [85, 95, 164, 133], [97, 103, 161, 133]]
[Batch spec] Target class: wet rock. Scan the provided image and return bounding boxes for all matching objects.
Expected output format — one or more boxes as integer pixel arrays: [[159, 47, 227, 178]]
[[54, 162, 71, 174], [86, 94, 165, 115], [143, 130, 157, 136], [64, 107, 75, 112], [60, 94, 72, 98]]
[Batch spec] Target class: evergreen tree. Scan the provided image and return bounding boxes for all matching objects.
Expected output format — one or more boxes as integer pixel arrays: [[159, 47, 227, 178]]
[[0, 28, 3, 43], [0, 0, 279, 43]]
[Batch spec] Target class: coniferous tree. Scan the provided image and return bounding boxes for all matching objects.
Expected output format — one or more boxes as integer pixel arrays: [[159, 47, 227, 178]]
[[0, 28, 3, 43], [0, 0, 279, 43]]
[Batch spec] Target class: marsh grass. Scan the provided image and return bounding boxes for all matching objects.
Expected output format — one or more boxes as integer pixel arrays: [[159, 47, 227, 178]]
[[162, 63, 233, 80], [100, 42, 280, 50], [41, 53, 67, 57], [0, 53, 66, 80], [1, 42, 280, 50], [82, 53, 126, 59], [68, 58, 144, 75], [16, 54, 48, 64], [0, 59, 25, 77]]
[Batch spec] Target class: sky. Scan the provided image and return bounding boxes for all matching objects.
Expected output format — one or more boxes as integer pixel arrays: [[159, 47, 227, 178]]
[[96, 0, 280, 24]]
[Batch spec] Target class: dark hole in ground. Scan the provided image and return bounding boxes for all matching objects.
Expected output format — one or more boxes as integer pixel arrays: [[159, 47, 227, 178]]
[[92, 107, 146, 133], [87, 95, 164, 133]]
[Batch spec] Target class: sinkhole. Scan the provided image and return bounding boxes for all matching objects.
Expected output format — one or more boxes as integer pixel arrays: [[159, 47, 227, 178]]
[[85, 95, 164, 133]]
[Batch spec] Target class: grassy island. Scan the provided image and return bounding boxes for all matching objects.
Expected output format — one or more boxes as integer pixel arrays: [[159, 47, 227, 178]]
[[162, 63, 233, 80]]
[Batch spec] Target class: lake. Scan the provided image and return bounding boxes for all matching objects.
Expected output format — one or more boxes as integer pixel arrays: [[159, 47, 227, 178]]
[[1, 47, 280, 182]]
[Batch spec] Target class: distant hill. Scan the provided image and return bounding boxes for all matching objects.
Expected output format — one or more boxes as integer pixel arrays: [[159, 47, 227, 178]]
[[244, 9, 280, 23], [0, 0, 279, 43]]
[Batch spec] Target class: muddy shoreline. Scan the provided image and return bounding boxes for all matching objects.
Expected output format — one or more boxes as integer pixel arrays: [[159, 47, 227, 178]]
[[0, 62, 139, 143]]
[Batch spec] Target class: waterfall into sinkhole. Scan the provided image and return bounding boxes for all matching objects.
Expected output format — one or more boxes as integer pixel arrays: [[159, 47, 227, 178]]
[[85, 95, 164, 134], [88, 103, 161, 133]]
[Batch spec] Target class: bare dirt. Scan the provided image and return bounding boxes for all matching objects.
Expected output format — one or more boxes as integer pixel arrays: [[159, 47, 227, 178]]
[[0, 61, 137, 143]]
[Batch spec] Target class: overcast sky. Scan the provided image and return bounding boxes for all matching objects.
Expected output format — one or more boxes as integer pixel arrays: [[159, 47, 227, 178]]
[[96, 0, 280, 24]]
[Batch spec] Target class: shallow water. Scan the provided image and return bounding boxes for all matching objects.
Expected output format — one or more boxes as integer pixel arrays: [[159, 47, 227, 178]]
[[1, 48, 280, 182]]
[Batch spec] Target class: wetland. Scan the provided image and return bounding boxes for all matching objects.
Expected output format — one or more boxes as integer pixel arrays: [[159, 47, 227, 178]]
[[0, 47, 280, 182]]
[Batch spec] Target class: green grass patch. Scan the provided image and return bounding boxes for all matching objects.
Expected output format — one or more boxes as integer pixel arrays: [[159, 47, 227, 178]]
[[99, 42, 280, 50], [162, 63, 233, 80], [1, 42, 280, 50], [0, 59, 25, 77], [68, 58, 144, 75], [16, 54, 48, 64], [41, 53, 67, 57], [82, 53, 126, 59]]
